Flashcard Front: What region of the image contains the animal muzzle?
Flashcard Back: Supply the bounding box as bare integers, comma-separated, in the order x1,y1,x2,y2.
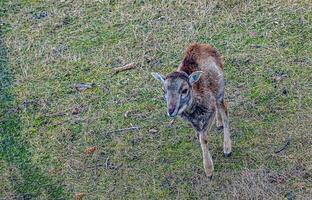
167,106,176,117
166,94,180,117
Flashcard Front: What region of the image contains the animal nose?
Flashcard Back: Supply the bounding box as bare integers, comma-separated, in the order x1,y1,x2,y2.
168,107,175,117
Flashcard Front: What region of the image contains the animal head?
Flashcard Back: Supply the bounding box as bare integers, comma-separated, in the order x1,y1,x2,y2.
152,71,203,117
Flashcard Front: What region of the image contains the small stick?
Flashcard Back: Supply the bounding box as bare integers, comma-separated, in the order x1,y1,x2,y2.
113,62,135,74
105,157,110,169
104,126,139,135
275,139,291,154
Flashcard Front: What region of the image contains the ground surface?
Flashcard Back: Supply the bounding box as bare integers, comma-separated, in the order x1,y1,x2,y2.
0,0,311,199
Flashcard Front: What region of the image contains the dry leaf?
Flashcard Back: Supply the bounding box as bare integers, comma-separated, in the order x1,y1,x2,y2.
84,147,97,155
75,192,85,200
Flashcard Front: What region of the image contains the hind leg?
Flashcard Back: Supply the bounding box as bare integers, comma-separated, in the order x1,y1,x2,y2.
217,100,232,157
216,109,223,130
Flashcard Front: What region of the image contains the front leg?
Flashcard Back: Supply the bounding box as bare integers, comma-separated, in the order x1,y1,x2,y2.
198,132,214,178
198,112,215,178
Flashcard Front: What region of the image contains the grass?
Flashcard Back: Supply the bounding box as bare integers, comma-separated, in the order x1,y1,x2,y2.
0,0,311,199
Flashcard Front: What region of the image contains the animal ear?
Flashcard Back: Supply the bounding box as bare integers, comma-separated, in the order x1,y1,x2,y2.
189,71,203,85
151,72,165,84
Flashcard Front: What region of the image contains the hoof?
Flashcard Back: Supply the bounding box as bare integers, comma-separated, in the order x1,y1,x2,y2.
224,152,232,158
217,126,223,131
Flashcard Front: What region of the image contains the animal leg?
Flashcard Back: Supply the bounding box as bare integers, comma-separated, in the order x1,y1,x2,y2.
199,133,214,178
218,100,232,157
216,109,223,130
198,114,215,178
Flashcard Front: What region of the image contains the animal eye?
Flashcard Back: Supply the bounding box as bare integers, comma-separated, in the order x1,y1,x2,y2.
182,89,188,94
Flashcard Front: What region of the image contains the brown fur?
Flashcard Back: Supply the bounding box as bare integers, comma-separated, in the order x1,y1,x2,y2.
152,43,231,177
165,71,189,84
178,43,225,106
178,43,231,177
180,43,223,71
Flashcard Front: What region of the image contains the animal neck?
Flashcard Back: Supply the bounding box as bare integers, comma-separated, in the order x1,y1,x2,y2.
184,91,197,114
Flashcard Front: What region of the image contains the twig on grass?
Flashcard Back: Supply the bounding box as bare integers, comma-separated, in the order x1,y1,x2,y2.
105,157,110,169
113,62,135,74
275,139,291,154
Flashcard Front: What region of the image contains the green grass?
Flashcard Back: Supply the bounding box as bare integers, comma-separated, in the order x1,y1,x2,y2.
0,0,311,199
